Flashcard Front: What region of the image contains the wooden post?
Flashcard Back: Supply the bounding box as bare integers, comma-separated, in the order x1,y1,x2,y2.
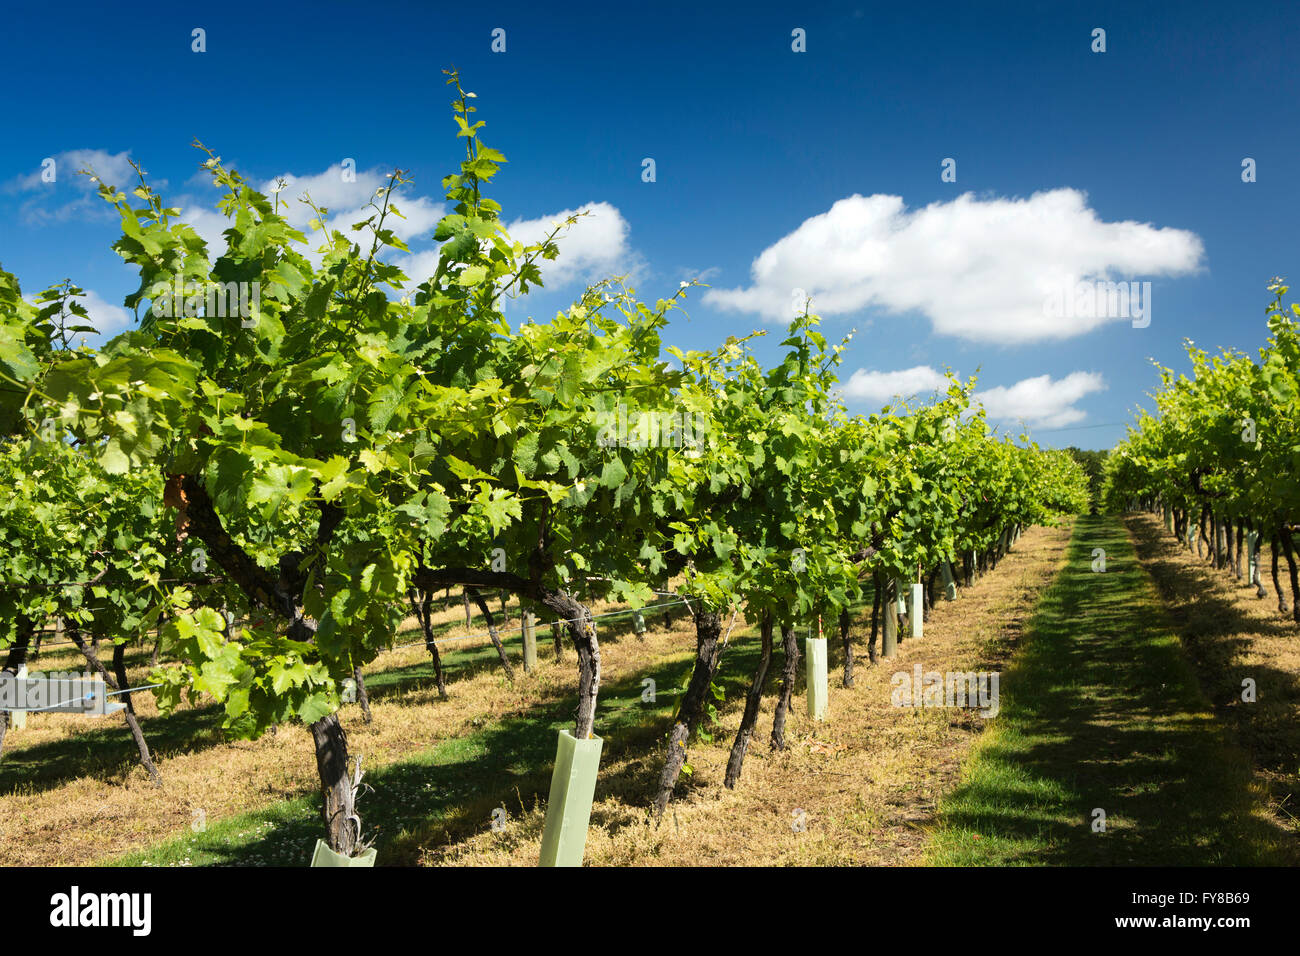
522,610,538,674
553,620,564,661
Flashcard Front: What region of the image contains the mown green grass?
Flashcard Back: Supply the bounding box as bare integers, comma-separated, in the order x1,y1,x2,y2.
925,514,1288,865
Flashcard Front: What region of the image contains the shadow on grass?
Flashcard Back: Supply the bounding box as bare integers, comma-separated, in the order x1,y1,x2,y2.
111,629,772,867
927,515,1296,866
1126,514,1300,831
2,600,689,797
0,704,228,796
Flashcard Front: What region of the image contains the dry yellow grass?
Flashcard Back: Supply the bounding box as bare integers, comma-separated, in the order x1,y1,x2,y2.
421,522,1074,866
0,595,686,865
0,527,1071,867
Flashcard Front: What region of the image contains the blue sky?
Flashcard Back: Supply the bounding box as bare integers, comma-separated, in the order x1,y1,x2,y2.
2,0,1296,449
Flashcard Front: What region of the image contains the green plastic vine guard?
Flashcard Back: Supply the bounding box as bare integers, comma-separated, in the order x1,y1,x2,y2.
10,664,25,730
805,635,827,721
882,601,898,658
310,841,377,867
911,583,924,640
538,729,603,867
940,561,957,601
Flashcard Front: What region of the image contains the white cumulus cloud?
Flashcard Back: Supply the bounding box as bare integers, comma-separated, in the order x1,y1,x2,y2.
839,365,1106,429
395,201,636,290
179,162,444,263
976,371,1106,429
26,288,134,341
260,166,444,242
167,162,636,300
80,288,134,338
838,365,950,404
504,202,633,286
704,188,1203,343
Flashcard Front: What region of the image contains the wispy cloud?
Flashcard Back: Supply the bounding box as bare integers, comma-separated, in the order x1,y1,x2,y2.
77,288,134,339
4,149,142,224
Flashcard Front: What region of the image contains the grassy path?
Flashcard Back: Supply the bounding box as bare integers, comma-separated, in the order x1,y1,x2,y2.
924,515,1293,865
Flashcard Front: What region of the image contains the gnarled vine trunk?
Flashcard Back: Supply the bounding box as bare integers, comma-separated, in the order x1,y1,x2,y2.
769,623,800,751
1279,526,1300,624
410,568,599,739
411,589,448,700
651,608,723,820
310,712,358,856
66,630,162,787
724,611,773,788
0,619,33,759
839,607,854,688
566,610,601,740
467,586,515,680
352,665,372,724
1272,535,1289,615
